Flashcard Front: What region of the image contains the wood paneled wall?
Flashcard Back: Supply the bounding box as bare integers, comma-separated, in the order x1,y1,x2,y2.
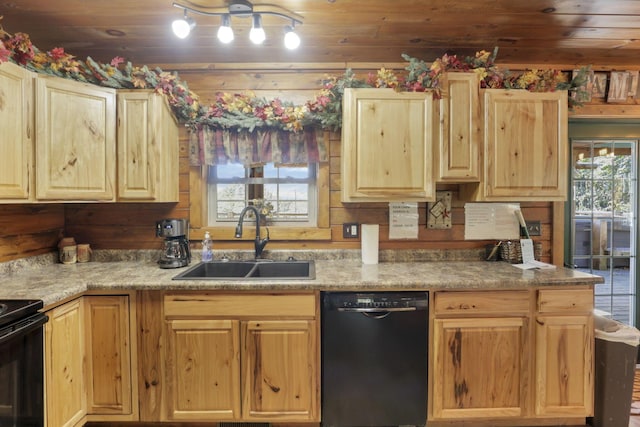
0,66,554,262
0,204,65,261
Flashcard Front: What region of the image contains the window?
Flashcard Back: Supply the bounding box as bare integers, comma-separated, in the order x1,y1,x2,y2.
207,163,317,227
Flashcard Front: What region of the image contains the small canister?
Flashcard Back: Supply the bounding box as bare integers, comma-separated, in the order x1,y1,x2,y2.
77,243,92,263
58,237,77,264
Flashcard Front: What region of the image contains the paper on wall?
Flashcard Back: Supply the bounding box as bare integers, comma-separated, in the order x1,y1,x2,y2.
464,203,520,240
389,202,419,239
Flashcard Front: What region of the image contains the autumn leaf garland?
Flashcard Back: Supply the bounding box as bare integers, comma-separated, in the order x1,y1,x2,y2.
0,23,590,132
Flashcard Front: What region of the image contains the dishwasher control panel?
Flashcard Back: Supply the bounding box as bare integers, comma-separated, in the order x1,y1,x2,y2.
323,291,428,310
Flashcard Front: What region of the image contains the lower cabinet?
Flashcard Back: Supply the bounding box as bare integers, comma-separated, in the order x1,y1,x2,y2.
44,293,137,427
45,298,86,427
432,316,529,419
242,320,317,420
431,288,594,425
535,289,594,417
432,290,530,420
164,318,241,420
84,295,138,421
162,292,320,423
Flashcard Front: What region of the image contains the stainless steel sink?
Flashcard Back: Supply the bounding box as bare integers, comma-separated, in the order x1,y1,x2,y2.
172,260,315,280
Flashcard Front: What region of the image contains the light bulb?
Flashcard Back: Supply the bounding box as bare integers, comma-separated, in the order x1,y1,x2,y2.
284,26,300,49
217,15,234,43
218,26,234,43
172,16,195,39
249,14,266,44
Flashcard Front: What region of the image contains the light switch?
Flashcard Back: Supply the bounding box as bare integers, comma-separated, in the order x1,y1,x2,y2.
343,223,359,238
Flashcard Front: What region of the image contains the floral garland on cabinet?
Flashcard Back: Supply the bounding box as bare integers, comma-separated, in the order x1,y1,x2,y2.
0,23,589,134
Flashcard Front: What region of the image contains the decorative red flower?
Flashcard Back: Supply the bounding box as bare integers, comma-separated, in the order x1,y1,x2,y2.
48,47,66,61
6,32,35,65
270,99,284,116
253,105,268,120
110,56,125,67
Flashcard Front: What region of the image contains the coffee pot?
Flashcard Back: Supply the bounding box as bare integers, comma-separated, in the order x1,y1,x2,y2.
156,219,191,269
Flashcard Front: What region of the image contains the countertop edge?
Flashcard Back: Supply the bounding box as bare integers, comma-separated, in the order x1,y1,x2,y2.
0,259,604,308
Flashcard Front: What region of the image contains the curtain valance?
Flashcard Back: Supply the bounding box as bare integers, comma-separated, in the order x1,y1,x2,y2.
189,126,328,167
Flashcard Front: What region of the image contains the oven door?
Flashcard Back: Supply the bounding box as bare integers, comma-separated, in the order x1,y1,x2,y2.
0,312,48,427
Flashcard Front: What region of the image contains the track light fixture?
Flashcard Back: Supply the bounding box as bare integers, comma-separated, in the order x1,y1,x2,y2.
171,0,302,49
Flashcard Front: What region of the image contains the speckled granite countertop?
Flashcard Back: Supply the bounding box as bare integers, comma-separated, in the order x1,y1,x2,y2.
0,249,604,308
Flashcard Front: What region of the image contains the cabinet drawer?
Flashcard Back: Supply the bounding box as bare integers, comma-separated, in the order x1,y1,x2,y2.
164,293,316,318
434,290,529,315
537,289,593,313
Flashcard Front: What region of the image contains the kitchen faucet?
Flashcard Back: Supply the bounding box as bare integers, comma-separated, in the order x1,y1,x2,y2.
234,205,270,259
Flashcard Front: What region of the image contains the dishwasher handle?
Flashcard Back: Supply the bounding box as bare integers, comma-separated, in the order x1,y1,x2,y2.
336,307,417,313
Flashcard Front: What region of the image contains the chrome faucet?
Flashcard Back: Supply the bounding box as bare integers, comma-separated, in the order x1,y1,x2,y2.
235,205,270,259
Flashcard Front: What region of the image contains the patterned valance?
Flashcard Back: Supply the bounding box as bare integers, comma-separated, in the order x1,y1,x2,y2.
189,126,328,167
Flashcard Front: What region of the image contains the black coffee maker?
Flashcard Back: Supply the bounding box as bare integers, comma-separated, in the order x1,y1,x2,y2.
156,218,191,268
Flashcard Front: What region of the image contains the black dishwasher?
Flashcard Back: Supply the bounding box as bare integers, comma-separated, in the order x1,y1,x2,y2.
321,291,428,427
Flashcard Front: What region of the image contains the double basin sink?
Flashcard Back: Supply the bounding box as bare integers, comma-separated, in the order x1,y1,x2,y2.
173,259,315,280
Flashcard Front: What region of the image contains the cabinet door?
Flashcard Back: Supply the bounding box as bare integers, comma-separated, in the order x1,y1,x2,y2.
432,317,529,419
84,295,136,419
242,320,318,421
341,88,435,202
35,76,116,200
164,319,241,421
117,90,179,202
0,62,33,202
436,72,481,182
482,89,567,201
45,299,86,427
535,314,594,417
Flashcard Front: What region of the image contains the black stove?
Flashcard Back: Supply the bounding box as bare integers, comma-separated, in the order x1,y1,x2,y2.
0,299,43,328
0,299,47,426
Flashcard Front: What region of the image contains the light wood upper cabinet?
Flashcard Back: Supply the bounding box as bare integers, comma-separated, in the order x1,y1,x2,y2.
162,293,319,423
464,89,568,201
341,88,435,202
45,298,86,427
535,289,594,417
436,72,481,182
0,62,34,202
35,76,116,201
84,295,138,421
116,90,179,202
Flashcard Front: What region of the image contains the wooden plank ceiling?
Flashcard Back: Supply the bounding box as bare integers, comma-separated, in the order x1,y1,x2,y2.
1,0,639,69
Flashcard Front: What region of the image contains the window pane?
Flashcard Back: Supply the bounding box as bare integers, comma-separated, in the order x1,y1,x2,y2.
217,183,244,197
280,165,309,179
572,142,593,179
573,180,593,213
217,201,244,219
215,163,246,180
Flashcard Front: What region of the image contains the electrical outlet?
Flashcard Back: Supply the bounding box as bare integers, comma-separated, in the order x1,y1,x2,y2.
343,223,359,238
526,221,542,236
